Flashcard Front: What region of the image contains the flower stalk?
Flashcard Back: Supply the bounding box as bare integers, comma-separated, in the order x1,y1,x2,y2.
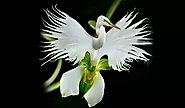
45,81,60,93
106,0,122,19
44,59,62,88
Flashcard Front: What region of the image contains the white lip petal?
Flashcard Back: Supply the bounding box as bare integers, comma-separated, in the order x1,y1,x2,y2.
60,66,85,97
84,73,105,107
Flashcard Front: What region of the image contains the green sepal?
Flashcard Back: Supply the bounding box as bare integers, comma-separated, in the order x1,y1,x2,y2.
78,51,91,68
97,58,112,71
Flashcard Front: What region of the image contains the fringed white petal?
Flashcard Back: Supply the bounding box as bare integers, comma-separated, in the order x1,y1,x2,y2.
41,4,93,66
60,66,85,97
84,73,105,107
99,9,152,71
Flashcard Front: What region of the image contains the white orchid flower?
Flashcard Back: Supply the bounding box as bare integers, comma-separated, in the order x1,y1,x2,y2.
41,4,152,107
60,52,109,107
60,66,105,107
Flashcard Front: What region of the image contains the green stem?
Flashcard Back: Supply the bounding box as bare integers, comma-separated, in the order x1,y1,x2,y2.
44,59,62,87
106,0,121,19
40,32,63,89
45,81,60,93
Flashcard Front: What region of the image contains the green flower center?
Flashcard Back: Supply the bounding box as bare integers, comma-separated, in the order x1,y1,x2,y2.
80,67,97,95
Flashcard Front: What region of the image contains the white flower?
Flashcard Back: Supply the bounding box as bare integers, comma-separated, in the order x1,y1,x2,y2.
60,66,104,107
41,4,152,107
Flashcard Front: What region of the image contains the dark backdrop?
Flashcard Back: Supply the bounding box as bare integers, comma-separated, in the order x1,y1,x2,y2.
6,0,184,107
38,0,161,108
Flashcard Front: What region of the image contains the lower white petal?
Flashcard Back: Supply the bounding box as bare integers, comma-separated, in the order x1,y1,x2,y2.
84,72,105,107
60,66,85,97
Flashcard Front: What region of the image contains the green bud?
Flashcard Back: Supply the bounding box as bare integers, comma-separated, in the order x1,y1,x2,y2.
88,20,96,30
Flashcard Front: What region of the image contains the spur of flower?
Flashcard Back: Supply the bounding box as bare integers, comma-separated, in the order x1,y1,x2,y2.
41,4,152,107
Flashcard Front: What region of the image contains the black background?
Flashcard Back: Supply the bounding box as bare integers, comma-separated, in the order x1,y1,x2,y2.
38,0,161,108
5,0,174,107
38,0,162,107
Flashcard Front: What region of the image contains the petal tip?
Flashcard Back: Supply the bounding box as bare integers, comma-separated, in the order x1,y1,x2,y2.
87,103,93,107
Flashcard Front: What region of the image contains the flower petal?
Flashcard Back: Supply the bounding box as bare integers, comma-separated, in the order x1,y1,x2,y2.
60,66,85,97
84,73,105,107
98,9,152,72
